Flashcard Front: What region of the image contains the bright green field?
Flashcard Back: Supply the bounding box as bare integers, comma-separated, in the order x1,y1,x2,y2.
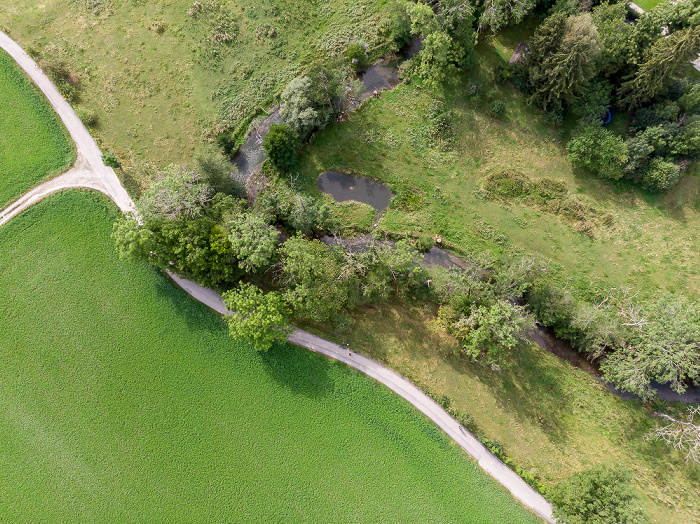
0,190,540,522
0,49,73,207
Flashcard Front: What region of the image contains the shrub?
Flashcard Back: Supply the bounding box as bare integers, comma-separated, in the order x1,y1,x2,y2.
643,158,681,191
415,234,434,252
76,107,99,128
102,152,120,168
389,2,412,49
195,145,244,196
493,62,512,84
262,124,299,173
347,43,368,73
280,76,332,139
489,100,506,117
483,171,530,198
551,464,648,524
566,125,628,180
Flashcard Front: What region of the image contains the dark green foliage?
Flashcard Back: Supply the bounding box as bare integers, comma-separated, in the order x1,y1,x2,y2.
551,464,648,524
489,99,506,116
389,1,413,49
619,26,700,109
572,79,612,122
102,152,121,168
262,124,299,173
527,13,601,110
216,129,239,158
493,62,513,84
591,1,633,76
347,43,368,73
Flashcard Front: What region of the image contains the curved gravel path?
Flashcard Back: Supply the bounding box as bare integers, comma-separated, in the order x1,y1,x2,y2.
1,30,553,522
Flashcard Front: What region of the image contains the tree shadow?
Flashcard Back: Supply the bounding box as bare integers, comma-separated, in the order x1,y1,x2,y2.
442,342,574,446
258,340,334,399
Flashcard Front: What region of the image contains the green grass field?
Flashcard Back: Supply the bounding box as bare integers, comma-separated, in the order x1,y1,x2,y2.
0,49,73,207
0,190,540,522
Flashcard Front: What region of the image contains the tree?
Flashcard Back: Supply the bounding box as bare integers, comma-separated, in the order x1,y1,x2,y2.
452,300,534,369
526,13,602,110
227,211,279,272
414,30,461,88
262,124,299,173
591,1,633,76
551,464,648,524
478,0,535,35
646,407,700,464
599,291,700,399
138,165,213,220
347,43,368,73
567,125,628,180
619,26,700,109
195,145,243,196
642,158,681,191
222,282,292,351
278,237,350,322
388,1,413,49
280,76,329,138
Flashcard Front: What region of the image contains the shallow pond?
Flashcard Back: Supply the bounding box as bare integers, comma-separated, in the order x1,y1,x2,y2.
317,171,394,213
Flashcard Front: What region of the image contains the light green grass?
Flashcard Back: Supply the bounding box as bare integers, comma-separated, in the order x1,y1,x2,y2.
0,49,74,207
632,0,663,12
0,190,540,523
0,1,390,190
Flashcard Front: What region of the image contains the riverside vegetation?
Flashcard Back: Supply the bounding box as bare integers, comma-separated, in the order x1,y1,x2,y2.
4,0,700,522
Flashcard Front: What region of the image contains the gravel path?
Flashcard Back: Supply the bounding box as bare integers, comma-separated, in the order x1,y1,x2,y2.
1,30,553,522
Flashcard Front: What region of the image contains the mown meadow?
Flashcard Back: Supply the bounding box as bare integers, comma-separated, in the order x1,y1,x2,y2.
0,190,541,522
0,49,73,207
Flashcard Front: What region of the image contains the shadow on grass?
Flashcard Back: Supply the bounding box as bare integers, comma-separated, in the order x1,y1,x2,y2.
258,340,334,399
443,342,573,446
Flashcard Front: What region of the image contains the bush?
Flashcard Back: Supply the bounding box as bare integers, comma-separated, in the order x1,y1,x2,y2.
566,125,628,180
643,158,681,191
489,100,506,117
76,107,99,128
389,2,412,49
262,124,299,173
415,234,434,252
280,75,333,139
102,152,120,168
216,130,239,158
493,62,513,84
551,464,648,524
195,145,244,196
347,43,368,73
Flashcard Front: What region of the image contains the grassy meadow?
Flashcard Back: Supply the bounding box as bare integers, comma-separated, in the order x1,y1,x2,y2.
0,0,391,192
302,299,700,523
297,24,700,300
0,49,73,207
0,190,541,523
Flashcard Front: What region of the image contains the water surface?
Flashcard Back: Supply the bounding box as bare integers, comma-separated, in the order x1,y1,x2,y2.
317,171,394,213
